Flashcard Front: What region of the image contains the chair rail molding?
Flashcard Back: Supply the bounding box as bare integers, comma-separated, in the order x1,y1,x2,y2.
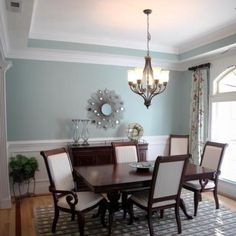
7,136,169,194
0,60,12,209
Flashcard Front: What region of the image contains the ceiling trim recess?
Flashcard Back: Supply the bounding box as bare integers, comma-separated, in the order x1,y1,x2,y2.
29,31,179,55
1,0,236,71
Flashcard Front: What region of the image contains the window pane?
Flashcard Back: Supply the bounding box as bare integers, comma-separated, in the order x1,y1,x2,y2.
212,101,236,182
218,68,236,93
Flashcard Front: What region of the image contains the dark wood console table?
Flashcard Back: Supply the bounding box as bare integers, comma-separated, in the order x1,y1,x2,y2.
68,141,148,190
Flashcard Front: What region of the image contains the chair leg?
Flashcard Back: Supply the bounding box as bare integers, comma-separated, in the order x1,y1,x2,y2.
122,192,128,219
77,212,85,236
213,188,219,209
108,211,114,235
127,200,134,225
52,207,59,233
160,209,164,218
100,199,108,227
194,191,200,216
147,212,154,236
175,205,182,234
71,212,76,221
92,205,101,218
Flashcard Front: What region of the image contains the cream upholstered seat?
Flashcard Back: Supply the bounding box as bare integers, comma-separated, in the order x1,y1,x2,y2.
40,148,103,236
183,141,227,216
128,155,189,236
169,134,189,156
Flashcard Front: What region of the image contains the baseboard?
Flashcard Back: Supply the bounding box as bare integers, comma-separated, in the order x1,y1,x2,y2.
218,179,236,200
0,197,12,209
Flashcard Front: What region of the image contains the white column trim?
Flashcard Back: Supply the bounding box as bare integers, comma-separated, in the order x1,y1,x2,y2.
0,60,12,208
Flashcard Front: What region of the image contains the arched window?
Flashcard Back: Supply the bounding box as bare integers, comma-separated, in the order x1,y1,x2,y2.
213,65,236,94
211,65,236,183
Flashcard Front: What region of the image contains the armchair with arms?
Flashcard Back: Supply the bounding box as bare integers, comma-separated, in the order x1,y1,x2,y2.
40,148,104,235
183,141,227,216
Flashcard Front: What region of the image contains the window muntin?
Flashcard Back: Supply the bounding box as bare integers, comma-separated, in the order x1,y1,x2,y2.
214,66,236,94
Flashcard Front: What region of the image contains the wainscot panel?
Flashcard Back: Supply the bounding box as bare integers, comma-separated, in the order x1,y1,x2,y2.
7,136,169,194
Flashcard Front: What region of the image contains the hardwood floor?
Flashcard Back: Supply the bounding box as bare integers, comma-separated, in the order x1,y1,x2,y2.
0,193,236,236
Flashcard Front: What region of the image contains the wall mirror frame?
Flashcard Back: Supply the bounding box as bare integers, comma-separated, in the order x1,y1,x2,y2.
87,89,124,129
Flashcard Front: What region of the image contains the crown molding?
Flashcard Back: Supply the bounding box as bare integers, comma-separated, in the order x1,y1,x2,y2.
29,32,179,55
6,33,236,72
178,23,236,53
7,48,183,70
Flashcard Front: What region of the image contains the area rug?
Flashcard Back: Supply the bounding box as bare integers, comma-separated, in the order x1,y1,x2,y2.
34,192,236,235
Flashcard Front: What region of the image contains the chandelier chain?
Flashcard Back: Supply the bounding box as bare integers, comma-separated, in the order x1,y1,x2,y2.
147,13,151,56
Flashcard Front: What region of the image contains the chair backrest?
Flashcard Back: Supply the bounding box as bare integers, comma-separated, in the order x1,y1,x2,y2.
149,155,189,206
111,141,139,163
40,148,75,191
200,141,227,172
169,134,189,156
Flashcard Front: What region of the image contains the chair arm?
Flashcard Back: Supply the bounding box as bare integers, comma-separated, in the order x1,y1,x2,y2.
49,186,78,207
199,179,209,189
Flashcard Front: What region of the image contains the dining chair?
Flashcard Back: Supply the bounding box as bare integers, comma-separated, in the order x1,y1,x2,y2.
111,141,150,219
183,141,227,216
127,155,189,236
40,148,104,235
169,134,190,156
112,141,139,163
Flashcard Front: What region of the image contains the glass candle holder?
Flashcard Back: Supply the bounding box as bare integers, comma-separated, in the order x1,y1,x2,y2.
81,119,90,145
72,119,81,144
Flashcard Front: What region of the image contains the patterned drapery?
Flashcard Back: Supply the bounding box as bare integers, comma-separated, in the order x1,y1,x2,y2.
189,69,209,164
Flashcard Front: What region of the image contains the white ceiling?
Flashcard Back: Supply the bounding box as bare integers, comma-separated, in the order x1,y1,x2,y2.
1,0,236,68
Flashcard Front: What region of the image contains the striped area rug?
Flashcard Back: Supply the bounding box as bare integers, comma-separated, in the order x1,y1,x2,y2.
34,191,236,235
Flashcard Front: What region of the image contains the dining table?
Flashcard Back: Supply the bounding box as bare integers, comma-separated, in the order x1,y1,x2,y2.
74,161,216,233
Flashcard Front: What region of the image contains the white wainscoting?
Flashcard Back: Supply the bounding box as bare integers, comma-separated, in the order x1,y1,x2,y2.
218,179,236,200
7,136,169,194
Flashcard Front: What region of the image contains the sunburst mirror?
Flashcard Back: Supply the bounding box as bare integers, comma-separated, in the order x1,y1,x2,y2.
87,89,124,129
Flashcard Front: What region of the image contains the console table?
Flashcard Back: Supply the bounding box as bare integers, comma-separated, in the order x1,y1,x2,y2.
68,141,148,166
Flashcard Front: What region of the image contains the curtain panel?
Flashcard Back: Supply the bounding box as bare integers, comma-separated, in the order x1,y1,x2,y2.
189,69,209,164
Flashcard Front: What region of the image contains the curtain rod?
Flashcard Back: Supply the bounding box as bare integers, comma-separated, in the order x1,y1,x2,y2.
188,63,211,71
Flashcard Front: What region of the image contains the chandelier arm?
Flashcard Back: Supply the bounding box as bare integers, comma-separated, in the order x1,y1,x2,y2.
149,83,159,94
150,86,167,100
129,85,147,98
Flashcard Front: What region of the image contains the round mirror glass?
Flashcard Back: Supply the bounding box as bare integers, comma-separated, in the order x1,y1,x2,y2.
101,103,112,116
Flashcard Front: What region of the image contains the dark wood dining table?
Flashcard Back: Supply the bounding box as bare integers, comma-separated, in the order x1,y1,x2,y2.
74,162,216,232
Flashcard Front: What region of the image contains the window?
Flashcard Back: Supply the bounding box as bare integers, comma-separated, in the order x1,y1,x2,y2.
211,66,236,183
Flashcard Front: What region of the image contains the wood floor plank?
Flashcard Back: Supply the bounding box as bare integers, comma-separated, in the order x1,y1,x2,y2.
0,193,235,236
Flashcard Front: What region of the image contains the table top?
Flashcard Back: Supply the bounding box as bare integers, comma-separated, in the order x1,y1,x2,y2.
74,162,216,193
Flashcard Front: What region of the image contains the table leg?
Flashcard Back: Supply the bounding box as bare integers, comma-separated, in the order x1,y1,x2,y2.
107,191,121,235
180,198,193,220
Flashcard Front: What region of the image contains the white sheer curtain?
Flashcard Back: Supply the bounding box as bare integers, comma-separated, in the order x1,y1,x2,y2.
189,69,209,164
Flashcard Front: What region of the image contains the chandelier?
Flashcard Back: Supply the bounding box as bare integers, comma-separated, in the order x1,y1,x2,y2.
128,9,169,109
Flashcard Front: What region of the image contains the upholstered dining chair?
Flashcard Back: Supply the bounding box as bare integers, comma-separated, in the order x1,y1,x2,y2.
112,141,139,163
128,155,189,236
111,141,150,219
169,134,190,156
40,148,104,235
183,141,227,216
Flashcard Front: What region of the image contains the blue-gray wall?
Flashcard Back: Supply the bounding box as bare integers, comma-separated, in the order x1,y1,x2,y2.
6,59,191,141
